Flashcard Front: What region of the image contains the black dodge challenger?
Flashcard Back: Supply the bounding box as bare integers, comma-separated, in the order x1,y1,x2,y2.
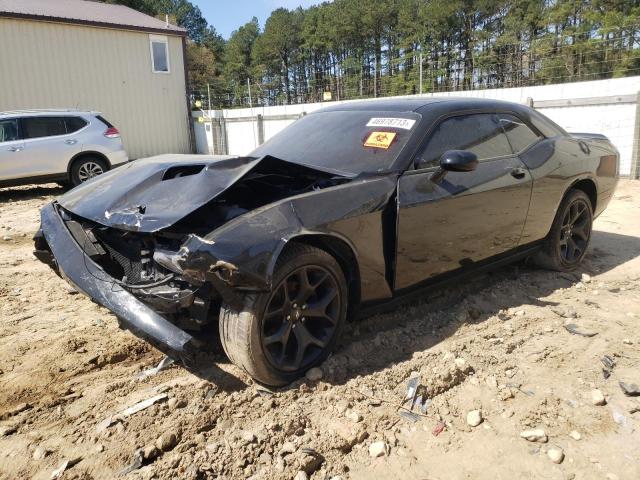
34,98,619,385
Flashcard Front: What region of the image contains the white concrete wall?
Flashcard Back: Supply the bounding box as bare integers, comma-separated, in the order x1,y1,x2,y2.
194,77,640,175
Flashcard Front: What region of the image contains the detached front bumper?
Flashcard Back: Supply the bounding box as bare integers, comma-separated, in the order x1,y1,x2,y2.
37,202,197,362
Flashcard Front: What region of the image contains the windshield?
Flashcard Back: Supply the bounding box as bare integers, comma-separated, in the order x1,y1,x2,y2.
249,110,421,175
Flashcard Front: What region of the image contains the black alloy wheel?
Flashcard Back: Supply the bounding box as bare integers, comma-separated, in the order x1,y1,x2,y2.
558,197,592,264
219,243,348,386
531,188,594,272
261,265,341,372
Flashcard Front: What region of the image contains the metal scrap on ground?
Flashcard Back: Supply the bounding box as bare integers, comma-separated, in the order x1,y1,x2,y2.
398,377,431,421
136,356,175,380
119,393,168,417
563,323,598,337
96,393,169,433
619,381,640,396
118,450,143,476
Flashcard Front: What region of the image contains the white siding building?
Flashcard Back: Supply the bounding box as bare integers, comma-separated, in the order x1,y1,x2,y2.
0,0,193,159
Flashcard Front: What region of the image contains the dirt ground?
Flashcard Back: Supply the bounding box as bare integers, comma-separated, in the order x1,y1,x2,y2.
0,181,639,480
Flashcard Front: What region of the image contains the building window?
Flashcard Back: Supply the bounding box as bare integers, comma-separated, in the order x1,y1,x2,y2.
149,35,170,73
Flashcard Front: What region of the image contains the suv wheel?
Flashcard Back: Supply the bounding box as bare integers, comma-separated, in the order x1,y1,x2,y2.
71,157,108,186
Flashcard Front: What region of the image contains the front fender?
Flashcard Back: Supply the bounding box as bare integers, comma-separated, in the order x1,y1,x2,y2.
172,175,397,302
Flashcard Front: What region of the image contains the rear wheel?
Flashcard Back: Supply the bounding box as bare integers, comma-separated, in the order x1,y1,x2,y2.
219,244,348,386
70,156,108,186
532,189,593,272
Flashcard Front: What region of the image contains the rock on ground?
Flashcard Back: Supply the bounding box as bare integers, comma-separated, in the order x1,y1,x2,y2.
369,441,389,458
520,429,548,443
466,410,483,427
155,433,177,452
591,389,607,406
305,367,323,381
547,447,564,464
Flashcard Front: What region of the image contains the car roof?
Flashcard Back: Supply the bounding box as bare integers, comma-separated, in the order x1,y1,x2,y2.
0,109,99,118
315,96,528,114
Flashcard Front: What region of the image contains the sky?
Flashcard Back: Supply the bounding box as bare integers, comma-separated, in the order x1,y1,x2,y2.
192,0,328,39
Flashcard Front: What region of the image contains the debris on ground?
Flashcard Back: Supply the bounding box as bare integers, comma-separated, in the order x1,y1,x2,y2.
51,457,82,479
432,422,446,437
1,181,639,479
564,323,598,337
118,450,143,476
619,381,640,397
119,393,168,417
136,355,175,380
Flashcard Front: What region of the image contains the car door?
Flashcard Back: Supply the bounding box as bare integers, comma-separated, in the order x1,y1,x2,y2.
0,118,26,181
394,112,534,291
20,116,82,176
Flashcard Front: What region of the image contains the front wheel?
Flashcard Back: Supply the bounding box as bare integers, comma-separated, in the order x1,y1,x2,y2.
532,189,593,272
219,244,348,386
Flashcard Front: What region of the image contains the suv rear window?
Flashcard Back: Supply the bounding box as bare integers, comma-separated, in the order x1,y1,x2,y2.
65,116,88,133
95,115,114,128
22,117,67,139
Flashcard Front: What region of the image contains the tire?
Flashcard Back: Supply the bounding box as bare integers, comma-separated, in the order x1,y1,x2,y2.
70,156,108,186
219,243,348,386
532,189,593,272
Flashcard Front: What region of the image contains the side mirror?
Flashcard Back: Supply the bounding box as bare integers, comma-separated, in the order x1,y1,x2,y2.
440,150,479,172
431,150,478,183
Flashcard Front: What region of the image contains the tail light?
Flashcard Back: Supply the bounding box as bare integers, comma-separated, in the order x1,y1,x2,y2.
104,127,120,139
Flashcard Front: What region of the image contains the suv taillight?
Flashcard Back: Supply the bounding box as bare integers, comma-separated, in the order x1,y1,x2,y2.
104,127,120,138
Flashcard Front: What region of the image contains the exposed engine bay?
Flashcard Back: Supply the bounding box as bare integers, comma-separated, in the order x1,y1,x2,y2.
167,156,350,235
48,156,350,333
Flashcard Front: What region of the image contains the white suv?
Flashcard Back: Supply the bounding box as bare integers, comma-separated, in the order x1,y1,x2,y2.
0,110,128,187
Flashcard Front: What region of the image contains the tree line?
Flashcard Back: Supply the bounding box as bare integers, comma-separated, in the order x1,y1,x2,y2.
101,0,640,108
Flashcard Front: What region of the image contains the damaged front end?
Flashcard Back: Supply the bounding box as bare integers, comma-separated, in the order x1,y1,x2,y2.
36,202,200,362
35,154,353,361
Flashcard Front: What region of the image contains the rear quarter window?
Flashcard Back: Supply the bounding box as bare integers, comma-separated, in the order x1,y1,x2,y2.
95,115,114,128
65,117,88,133
498,114,542,153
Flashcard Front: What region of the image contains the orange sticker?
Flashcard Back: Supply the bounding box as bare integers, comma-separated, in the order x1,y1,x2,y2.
364,131,396,149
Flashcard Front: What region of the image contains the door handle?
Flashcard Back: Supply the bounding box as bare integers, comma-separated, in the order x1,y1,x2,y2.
8,146,23,152
65,139,78,145
511,167,527,179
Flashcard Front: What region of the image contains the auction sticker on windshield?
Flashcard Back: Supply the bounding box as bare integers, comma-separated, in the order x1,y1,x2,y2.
364,131,397,149
366,117,416,130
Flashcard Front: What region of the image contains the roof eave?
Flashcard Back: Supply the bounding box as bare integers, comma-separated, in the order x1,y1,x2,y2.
0,11,187,36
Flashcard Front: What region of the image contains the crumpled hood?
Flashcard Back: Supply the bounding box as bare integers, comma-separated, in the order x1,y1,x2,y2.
58,154,261,232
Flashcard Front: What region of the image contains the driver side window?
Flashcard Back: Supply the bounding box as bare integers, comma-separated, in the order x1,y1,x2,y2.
415,113,512,169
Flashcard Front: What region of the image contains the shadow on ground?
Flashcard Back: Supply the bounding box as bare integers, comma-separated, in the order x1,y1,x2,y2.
0,184,66,202
174,230,640,391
